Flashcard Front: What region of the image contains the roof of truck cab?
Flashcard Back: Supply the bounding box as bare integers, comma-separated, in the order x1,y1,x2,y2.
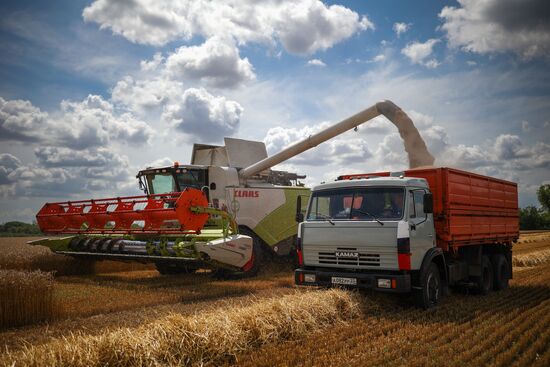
312,176,429,191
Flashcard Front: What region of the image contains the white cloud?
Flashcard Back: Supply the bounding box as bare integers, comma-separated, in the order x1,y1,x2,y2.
56,95,154,148
34,146,123,168
111,76,183,114
165,37,255,88
393,22,411,37
145,157,174,168
439,0,550,59
264,122,372,166
401,39,440,67
0,154,22,185
424,59,440,69
0,147,133,198
140,52,164,72
162,88,243,143
307,59,327,67
1,95,154,149
0,97,49,142
371,54,385,62
274,1,374,55
83,0,374,55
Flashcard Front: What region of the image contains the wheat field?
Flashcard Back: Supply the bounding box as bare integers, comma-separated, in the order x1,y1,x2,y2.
0,232,549,366
0,269,55,328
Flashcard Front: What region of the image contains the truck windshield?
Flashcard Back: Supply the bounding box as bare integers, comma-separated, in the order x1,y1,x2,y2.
307,187,405,221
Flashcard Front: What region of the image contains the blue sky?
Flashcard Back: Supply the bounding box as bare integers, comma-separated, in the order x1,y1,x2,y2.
0,0,549,222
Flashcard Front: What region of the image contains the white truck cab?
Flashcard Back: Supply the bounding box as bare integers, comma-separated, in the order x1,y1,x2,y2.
295,176,439,304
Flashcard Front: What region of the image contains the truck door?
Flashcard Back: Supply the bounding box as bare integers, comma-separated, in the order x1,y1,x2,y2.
408,189,435,269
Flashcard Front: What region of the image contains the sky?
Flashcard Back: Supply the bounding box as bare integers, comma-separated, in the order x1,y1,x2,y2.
0,0,549,223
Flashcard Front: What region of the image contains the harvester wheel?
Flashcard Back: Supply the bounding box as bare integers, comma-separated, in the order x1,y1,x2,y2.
212,228,263,279
238,227,263,277
155,262,198,275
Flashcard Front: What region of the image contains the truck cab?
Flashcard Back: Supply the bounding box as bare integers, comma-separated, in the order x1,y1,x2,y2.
295,176,440,307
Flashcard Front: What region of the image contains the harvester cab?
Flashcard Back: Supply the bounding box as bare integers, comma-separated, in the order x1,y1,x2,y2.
136,165,210,197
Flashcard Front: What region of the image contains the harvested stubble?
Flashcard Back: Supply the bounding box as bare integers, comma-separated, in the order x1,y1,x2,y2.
513,248,550,267
0,237,153,275
0,269,55,329
2,289,360,366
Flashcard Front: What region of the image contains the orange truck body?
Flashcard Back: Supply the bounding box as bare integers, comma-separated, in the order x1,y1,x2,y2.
339,167,519,251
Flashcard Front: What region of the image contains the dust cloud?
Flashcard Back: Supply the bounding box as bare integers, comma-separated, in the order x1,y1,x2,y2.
376,100,435,168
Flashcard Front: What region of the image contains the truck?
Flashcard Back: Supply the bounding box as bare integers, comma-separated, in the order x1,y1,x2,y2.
31,100,436,277
295,167,519,308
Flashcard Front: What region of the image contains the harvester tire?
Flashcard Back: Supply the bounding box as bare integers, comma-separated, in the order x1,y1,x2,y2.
155,262,198,275
212,228,263,279
238,227,263,277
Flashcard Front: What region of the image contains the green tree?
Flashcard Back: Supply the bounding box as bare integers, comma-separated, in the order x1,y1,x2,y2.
537,184,550,212
519,206,546,230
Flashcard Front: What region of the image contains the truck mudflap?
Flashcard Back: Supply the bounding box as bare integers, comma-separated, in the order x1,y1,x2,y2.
295,268,411,293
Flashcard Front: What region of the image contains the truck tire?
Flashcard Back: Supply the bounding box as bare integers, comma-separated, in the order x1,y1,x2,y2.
414,263,442,309
474,255,493,295
490,254,510,290
155,262,198,275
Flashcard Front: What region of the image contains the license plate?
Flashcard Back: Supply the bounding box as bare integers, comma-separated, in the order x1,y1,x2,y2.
331,277,357,285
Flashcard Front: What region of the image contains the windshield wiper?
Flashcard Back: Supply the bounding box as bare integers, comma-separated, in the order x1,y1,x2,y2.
314,213,335,225
351,209,384,226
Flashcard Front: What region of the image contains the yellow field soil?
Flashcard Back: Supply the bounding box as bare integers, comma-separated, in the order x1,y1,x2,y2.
0,232,548,366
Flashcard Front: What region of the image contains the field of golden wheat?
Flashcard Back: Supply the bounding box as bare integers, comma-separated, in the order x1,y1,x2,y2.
0,232,549,366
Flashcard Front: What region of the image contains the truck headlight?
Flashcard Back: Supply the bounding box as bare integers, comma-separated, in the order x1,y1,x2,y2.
304,274,316,283
377,278,391,289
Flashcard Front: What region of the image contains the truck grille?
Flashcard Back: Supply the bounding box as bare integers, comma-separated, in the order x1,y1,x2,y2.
318,248,380,267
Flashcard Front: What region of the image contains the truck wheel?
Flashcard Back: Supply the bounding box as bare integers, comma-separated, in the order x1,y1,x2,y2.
155,262,198,275
490,254,510,290
474,255,493,295
414,263,442,309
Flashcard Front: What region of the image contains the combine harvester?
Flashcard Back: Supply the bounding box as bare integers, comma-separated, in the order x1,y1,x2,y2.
31,100,433,276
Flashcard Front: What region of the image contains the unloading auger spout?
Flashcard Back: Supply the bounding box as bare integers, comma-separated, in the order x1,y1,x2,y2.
238,100,434,180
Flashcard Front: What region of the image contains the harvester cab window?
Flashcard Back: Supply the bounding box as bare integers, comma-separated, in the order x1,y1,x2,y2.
149,174,176,194
175,170,207,191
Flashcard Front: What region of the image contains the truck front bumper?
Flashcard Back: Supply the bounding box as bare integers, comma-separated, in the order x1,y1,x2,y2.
295,268,411,293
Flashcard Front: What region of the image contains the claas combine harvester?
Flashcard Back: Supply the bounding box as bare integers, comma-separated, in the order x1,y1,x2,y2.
31,100,434,277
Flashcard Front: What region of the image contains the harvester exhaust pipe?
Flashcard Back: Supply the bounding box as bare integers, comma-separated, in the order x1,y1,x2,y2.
239,100,434,180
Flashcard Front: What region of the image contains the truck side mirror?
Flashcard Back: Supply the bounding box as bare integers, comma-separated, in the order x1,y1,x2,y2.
423,193,433,214
295,195,304,222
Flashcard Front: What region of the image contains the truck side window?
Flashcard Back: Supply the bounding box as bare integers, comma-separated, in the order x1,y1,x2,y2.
409,192,416,219
413,190,426,219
